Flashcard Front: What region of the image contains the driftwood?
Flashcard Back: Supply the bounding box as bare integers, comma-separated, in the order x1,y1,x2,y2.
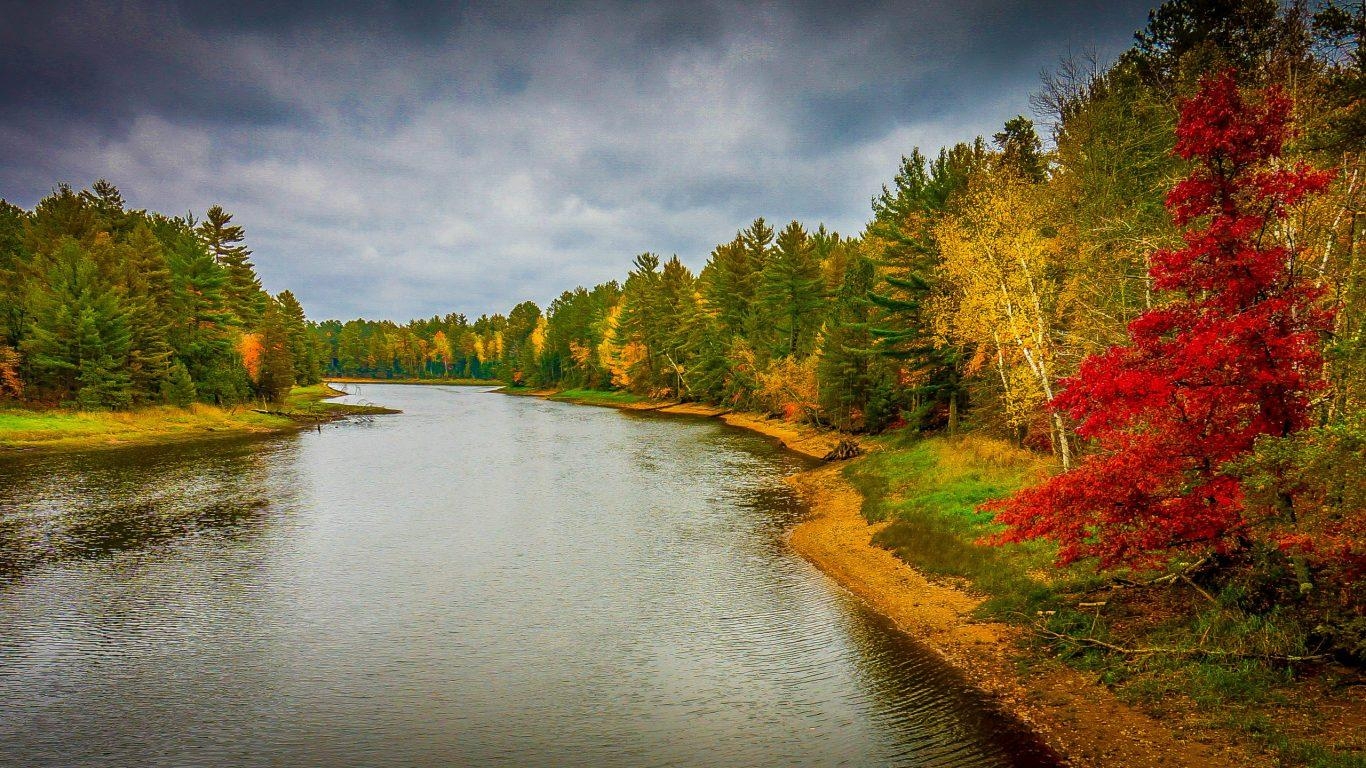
823,439,862,461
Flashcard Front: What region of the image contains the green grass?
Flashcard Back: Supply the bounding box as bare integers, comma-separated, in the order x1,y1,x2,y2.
845,433,1092,617
548,388,650,406
0,403,288,451
0,384,395,452
324,376,498,386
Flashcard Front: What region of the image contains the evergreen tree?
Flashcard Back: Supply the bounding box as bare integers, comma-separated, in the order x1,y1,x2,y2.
738,218,775,349
276,290,320,384
161,359,196,407
993,116,1046,181
759,220,824,358
120,223,176,403
197,205,265,326
21,239,132,407
703,235,755,340
162,215,246,404
81,179,129,236
1127,0,1282,85
0,199,30,346
866,144,984,431
819,254,889,431
256,298,295,403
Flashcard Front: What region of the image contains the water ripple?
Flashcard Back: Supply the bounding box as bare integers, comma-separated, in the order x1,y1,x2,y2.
0,385,1058,767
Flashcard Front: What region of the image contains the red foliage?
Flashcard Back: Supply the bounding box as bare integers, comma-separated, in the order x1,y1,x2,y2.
986,72,1336,568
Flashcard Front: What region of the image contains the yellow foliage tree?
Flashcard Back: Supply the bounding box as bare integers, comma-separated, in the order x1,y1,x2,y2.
529,315,547,359
934,171,1075,467
755,355,820,422
431,330,451,375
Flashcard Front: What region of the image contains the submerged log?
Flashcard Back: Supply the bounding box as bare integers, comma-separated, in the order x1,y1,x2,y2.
823,439,862,461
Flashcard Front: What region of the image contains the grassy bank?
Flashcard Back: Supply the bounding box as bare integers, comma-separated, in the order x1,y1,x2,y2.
325,376,499,386
844,433,1365,768
546,387,650,406
0,384,396,453
280,384,400,418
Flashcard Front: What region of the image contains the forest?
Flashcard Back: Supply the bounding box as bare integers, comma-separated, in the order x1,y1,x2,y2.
318,0,1365,672
0,186,324,409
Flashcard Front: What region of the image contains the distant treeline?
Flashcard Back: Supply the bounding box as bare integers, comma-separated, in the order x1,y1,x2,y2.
0,184,323,408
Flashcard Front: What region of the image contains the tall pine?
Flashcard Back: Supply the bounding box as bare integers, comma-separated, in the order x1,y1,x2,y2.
759,220,824,358
198,205,265,326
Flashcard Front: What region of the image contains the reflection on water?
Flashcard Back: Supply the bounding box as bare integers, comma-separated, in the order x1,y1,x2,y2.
0,384,1058,767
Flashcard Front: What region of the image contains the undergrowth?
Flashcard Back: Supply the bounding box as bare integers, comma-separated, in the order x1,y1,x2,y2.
844,430,1365,768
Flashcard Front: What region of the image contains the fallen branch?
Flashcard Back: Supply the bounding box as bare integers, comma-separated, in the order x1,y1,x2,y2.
1085,554,1215,594
1032,625,1332,664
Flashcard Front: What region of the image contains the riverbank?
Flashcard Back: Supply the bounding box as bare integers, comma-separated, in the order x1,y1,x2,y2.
504,387,1363,768
787,455,1270,768
325,376,499,386
0,384,398,453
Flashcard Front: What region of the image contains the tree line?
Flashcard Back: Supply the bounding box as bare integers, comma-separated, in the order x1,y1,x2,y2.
321,0,1363,603
0,185,323,408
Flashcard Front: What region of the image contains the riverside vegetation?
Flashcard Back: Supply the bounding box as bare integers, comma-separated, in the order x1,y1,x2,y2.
324,3,1365,765
0,176,397,449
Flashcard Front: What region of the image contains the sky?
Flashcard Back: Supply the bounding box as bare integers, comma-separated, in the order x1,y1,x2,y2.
1,0,1157,322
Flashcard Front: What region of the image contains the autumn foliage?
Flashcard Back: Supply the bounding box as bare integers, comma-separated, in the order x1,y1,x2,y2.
238,332,264,383
987,72,1337,568
0,343,21,399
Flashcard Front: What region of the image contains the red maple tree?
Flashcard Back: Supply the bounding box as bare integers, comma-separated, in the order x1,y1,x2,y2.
987,71,1336,568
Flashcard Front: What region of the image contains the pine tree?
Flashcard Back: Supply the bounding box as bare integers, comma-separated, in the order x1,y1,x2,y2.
0,199,29,347
867,144,985,432
618,253,662,390
22,239,132,407
162,215,246,405
276,290,319,384
121,223,176,403
738,218,775,350
1129,0,1281,85
161,359,196,407
993,116,1046,181
198,205,265,326
759,221,824,358
819,254,888,431
702,235,753,339
256,298,295,403
81,179,129,236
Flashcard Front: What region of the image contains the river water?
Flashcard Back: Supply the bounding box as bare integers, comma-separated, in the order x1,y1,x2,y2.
0,384,1058,767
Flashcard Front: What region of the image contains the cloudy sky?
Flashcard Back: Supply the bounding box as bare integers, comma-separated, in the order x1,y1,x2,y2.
1,0,1155,321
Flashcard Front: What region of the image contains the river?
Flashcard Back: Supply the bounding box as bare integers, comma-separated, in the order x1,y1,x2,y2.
0,384,1058,767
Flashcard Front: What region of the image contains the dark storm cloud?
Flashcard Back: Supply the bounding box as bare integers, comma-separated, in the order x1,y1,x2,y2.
0,0,1155,321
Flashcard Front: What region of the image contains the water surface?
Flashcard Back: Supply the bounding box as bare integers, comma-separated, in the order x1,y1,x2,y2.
0,384,1057,767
